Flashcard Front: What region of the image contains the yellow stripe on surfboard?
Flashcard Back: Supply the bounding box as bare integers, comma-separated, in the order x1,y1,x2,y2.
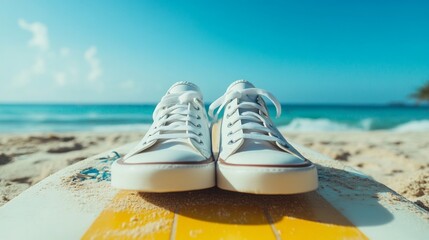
176,205,276,239
268,193,368,240
81,191,175,240
83,190,367,240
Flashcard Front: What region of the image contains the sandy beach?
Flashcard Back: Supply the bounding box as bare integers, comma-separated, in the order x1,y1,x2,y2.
287,131,429,212
0,132,144,206
1,131,428,212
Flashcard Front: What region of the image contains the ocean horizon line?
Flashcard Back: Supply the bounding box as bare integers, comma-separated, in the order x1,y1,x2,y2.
1,103,429,133
1,102,427,108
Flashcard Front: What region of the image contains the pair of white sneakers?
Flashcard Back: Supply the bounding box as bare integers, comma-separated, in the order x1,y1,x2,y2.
111,80,318,194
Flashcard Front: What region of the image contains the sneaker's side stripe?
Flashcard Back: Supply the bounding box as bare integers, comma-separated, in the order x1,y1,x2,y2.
82,191,367,239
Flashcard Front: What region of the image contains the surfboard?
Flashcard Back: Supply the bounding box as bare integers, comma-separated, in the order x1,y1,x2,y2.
0,140,428,239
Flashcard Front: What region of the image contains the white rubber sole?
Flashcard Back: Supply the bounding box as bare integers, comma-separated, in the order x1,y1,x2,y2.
111,159,215,192
217,162,318,194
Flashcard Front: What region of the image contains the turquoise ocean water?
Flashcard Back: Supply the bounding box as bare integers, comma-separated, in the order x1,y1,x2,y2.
1,104,429,133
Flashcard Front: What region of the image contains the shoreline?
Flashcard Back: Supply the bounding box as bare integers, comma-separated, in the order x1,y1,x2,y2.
1,131,428,211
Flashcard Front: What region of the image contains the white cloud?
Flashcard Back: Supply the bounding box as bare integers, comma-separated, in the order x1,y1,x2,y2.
32,57,45,74
14,57,46,86
14,19,49,87
60,47,70,57
84,46,102,81
13,19,105,98
53,72,66,86
18,19,49,51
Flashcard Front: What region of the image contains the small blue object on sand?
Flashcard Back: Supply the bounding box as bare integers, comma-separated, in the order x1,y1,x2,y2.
73,151,121,182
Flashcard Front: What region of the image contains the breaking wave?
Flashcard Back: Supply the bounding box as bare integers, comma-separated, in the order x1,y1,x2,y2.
279,118,429,132
279,118,363,132
392,120,429,132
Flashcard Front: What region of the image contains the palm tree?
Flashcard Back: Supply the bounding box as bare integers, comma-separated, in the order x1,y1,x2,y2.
411,81,429,104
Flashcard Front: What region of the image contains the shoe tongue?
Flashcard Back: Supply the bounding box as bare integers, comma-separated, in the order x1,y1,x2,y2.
227,80,256,101
168,81,201,94
227,79,255,91
228,80,266,140
160,82,201,145
227,81,274,150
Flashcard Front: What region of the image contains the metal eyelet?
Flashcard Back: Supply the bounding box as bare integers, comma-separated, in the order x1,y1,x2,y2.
198,139,203,144
229,108,238,117
227,132,233,136
227,123,232,128
228,140,235,145
198,132,202,136
197,124,201,128
226,113,231,118
194,106,200,110
196,115,201,119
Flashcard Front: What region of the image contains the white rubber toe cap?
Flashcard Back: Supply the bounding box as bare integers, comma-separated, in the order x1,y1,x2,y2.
125,141,206,164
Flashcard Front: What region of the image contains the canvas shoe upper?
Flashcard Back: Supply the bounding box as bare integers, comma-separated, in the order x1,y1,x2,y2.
111,81,214,192
209,80,318,194
124,81,212,163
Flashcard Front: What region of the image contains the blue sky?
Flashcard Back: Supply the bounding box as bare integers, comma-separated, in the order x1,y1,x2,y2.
0,0,428,104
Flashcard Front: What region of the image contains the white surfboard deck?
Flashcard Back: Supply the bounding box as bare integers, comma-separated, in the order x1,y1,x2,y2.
0,141,428,240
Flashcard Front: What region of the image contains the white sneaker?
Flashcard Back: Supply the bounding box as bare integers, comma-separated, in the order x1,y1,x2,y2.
209,80,318,194
111,81,215,192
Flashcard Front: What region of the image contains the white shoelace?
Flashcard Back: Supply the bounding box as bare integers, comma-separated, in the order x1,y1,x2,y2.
146,91,204,144
208,88,285,145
